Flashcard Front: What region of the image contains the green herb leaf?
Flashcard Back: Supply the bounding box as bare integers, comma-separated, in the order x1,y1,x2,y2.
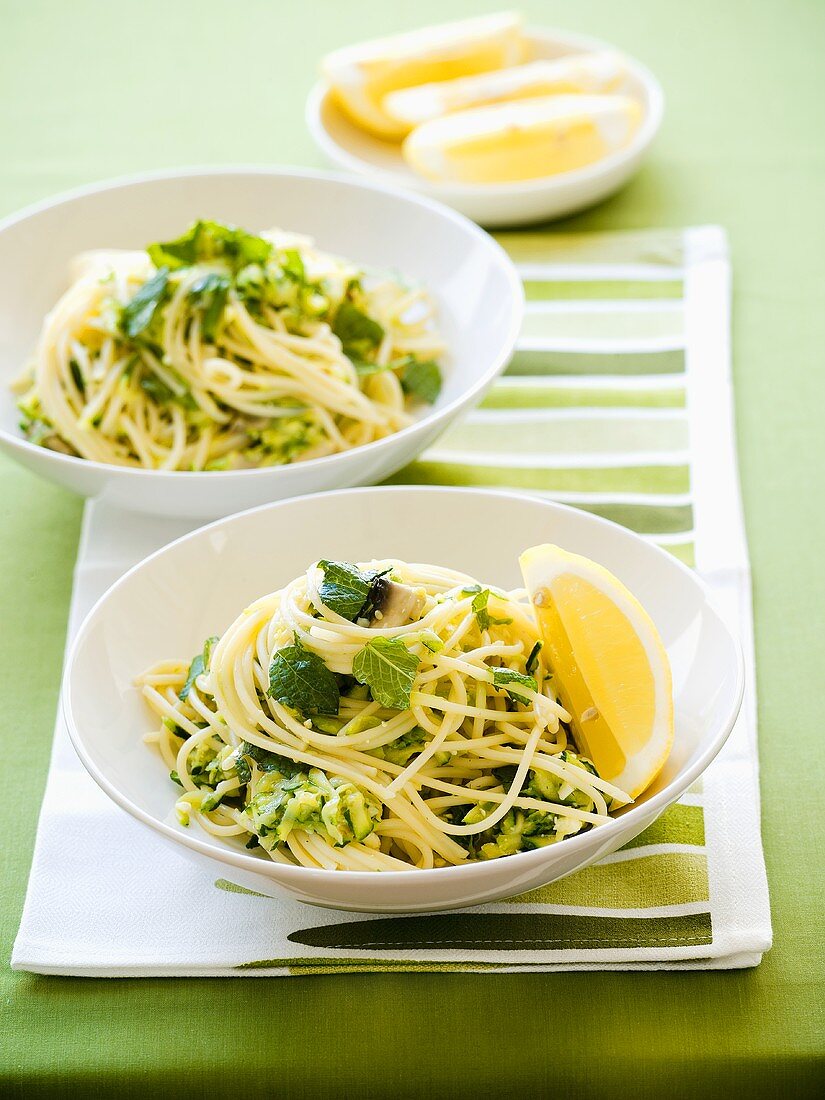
352,637,420,710
147,220,272,273
492,667,537,705
120,267,170,339
281,248,305,283
237,741,303,781
316,560,390,622
69,359,85,396
332,301,385,360
189,271,231,341
139,372,176,404
525,640,543,675
268,641,340,716
179,635,219,701
400,358,442,404
471,588,513,632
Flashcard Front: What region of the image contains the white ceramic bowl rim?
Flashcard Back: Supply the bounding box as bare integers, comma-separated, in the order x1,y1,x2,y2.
0,165,524,482
307,26,665,196
62,485,745,889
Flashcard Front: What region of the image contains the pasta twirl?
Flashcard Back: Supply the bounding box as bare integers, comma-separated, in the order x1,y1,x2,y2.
12,220,444,471
138,558,630,872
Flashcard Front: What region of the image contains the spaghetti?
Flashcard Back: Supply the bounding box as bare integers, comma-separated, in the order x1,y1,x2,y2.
12,220,444,470
139,558,630,871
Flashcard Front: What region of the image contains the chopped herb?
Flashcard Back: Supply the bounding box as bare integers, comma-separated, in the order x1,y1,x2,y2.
169,770,183,787
139,372,176,404
492,667,537,705
281,248,305,283
267,640,340,716
471,588,513,632
69,359,85,396
234,754,252,785
352,636,420,710
189,271,231,341
400,358,442,404
245,834,260,849
332,301,384,361
237,741,304,779
179,635,219,701
526,640,543,675
120,267,170,339
316,560,391,622
147,220,272,273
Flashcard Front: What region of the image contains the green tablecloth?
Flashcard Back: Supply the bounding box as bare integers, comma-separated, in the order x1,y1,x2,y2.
1,0,822,1093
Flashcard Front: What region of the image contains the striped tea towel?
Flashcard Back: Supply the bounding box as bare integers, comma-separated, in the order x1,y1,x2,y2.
12,226,772,975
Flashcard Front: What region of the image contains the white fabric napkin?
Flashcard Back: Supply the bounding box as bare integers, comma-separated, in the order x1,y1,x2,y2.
12,226,771,975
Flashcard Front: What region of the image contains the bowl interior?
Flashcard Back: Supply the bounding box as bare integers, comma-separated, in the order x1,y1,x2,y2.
0,169,519,447
66,488,742,886
311,27,660,194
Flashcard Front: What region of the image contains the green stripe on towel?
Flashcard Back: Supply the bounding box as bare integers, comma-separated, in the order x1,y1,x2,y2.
510,851,709,908
524,279,684,301
621,803,705,850
520,305,685,343
481,383,686,410
442,414,689,458
386,461,691,495
495,228,685,266
571,501,694,534
661,541,696,566
508,348,685,376
286,911,713,952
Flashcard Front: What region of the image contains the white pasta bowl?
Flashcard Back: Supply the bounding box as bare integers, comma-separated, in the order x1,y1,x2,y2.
307,27,664,228
0,168,522,518
63,487,744,913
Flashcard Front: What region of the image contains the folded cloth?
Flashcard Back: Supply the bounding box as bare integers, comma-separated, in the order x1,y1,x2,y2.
12,226,771,975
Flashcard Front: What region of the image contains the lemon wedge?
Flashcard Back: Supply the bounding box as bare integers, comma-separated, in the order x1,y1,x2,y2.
384,51,628,130
519,544,673,800
321,12,525,140
403,93,641,183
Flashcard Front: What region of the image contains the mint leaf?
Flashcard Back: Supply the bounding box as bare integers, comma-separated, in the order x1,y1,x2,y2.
120,267,169,339
332,301,384,360
317,560,373,620
236,742,303,783
189,272,230,341
401,358,442,404
268,641,339,716
179,635,219,701
147,220,272,273
352,637,420,710
492,667,537,705
471,588,513,632
317,560,390,622
525,640,543,675
281,248,305,283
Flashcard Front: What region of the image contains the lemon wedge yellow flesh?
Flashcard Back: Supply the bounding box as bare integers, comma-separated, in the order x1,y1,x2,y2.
384,51,628,130
403,94,641,184
519,544,674,800
322,11,525,140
